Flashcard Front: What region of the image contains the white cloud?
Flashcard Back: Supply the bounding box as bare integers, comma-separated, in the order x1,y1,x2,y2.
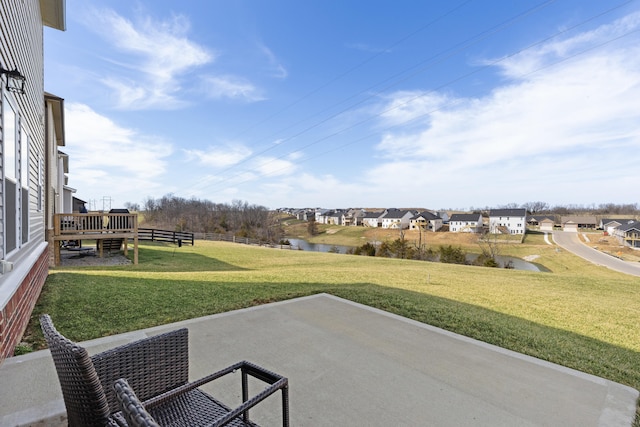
495,10,640,79
369,14,640,207
184,144,252,168
252,156,297,177
259,44,288,79
200,75,265,102
86,8,212,109
377,91,450,127
64,103,173,204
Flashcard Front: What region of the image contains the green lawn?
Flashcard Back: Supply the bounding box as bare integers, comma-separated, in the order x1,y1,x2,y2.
24,239,640,421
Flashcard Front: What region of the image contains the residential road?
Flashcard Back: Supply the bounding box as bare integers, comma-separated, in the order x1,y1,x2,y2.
552,231,640,277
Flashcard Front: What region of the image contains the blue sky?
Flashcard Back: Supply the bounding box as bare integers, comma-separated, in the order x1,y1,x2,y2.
44,1,640,211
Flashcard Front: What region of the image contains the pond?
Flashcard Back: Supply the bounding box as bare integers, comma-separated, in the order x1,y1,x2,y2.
465,254,541,272
287,238,352,254
287,238,541,272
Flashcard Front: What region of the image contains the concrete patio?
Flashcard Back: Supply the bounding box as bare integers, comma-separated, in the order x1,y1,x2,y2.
0,293,638,426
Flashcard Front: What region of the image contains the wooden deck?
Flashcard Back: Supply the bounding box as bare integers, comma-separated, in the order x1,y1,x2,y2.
53,213,139,265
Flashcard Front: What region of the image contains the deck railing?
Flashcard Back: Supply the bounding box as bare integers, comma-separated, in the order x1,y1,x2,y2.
54,213,138,235
52,213,139,265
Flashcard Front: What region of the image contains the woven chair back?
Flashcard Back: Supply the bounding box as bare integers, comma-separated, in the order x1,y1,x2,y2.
40,314,113,427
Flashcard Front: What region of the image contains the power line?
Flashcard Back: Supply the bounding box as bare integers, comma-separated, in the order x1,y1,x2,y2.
267,22,640,174
186,0,558,195
196,0,637,195
227,0,474,143
181,1,476,193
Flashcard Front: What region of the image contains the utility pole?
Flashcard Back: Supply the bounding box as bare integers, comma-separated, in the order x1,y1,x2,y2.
102,196,112,212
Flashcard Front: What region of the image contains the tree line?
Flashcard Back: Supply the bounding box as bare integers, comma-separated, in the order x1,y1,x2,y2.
467,201,640,216
134,195,283,242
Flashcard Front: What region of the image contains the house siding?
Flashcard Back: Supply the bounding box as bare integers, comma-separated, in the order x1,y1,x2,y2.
0,0,63,365
489,209,527,234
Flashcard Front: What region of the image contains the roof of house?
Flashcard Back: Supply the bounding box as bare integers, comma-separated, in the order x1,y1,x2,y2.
601,218,636,227
489,209,527,217
600,218,623,227
382,209,414,219
617,221,640,232
561,216,597,224
529,215,555,222
363,211,384,219
412,211,441,221
449,213,482,222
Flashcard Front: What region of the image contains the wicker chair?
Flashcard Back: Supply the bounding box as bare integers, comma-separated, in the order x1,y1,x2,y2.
41,315,289,427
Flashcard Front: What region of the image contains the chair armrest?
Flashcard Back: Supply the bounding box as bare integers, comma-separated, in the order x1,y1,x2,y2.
92,328,189,414
143,360,289,427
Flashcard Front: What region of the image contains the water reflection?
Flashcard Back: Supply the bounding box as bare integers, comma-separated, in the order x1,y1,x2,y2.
287,238,351,254
287,238,541,271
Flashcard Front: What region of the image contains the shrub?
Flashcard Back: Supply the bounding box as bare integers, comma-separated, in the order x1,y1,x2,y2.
439,245,467,264
353,242,377,256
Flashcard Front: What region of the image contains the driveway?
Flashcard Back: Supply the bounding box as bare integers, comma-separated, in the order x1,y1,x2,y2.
552,231,640,277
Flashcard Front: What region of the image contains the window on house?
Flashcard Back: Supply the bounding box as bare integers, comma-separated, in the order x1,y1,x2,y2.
21,126,30,244
3,96,18,254
37,155,43,212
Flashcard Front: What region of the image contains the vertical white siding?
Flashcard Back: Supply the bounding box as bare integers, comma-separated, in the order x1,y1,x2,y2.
1,0,46,258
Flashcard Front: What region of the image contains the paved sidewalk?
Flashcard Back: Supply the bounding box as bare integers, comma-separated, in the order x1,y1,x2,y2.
1,294,638,426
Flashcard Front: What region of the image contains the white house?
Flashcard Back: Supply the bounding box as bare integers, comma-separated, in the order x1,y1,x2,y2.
380,209,415,229
449,214,483,233
314,209,331,223
489,209,527,234
410,211,443,232
362,211,384,227
0,0,66,363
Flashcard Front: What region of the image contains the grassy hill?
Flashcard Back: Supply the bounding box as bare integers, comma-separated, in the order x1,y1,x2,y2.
23,239,640,420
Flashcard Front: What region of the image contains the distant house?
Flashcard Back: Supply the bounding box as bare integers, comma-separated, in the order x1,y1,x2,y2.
612,221,640,248
539,218,555,232
327,210,344,225
342,208,365,226
362,211,385,227
410,211,443,232
449,214,483,233
380,209,415,229
561,216,597,232
315,209,331,223
527,215,554,227
489,209,527,234
435,211,449,223
600,218,636,235
527,215,556,231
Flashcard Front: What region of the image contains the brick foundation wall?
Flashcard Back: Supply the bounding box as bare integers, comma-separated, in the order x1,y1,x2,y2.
0,247,49,362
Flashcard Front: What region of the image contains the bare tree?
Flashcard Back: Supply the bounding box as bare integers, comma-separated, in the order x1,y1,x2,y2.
476,230,501,267
522,201,549,214
140,194,275,242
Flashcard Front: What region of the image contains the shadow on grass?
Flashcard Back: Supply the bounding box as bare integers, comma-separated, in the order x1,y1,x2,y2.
26,274,640,398
55,246,248,273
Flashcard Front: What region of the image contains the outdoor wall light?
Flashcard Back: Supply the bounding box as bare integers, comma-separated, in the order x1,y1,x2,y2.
0,67,26,95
